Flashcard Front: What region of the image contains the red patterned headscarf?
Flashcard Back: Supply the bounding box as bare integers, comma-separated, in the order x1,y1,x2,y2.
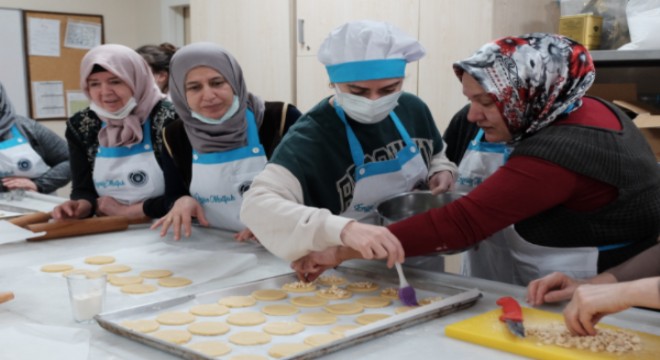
453,33,595,142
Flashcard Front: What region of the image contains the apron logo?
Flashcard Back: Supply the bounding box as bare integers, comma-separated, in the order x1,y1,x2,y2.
128,171,149,186
353,203,374,213
17,159,32,171
238,181,252,197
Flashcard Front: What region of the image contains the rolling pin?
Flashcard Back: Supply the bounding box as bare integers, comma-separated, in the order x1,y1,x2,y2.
0,291,14,304
25,215,151,241
9,211,52,228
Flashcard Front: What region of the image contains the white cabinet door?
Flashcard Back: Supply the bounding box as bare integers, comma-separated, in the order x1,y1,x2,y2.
296,0,420,112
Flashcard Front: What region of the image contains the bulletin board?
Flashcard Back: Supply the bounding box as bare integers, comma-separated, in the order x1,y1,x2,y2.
23,10,104,120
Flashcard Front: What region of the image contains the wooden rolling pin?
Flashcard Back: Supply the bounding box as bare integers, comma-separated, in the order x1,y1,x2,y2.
26,215,151,241
9,211,52,228
0,291,14,304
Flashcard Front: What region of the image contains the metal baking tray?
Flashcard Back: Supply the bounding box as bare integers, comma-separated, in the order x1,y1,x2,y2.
96,266,481,359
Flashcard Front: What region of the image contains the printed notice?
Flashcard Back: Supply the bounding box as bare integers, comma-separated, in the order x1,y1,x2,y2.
28,17,60,57
32,81,66,118
64,20,101,49
66,90,90,117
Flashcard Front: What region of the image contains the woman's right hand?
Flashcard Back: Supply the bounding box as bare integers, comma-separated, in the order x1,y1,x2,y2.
52,199,93,220
150,196,209,240
339,221,404,268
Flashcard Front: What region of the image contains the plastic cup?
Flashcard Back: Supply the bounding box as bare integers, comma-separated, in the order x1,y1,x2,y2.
65,270,107,323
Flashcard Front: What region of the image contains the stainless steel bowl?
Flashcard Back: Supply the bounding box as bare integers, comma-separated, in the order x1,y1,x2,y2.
376,191,462,226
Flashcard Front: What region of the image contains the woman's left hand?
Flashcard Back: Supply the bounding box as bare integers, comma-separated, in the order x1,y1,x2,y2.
234,228,258,242
428,170,454,195
291,246,343,282
1,177,37,192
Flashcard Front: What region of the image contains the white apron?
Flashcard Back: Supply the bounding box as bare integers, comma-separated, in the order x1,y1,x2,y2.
0,125,50,179
335,105,428,224
189,110,267,232
93,118,165,205
457,129,598,285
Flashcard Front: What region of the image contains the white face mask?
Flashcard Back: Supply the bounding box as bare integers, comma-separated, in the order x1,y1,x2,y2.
191,95,240,125
90,97,137,120
334,87,402,124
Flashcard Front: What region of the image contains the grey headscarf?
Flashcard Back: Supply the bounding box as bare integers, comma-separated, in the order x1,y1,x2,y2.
0,82,17,140
169,42,265,153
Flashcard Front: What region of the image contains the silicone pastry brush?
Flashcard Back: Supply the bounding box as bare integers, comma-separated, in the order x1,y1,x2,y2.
395,263,419,306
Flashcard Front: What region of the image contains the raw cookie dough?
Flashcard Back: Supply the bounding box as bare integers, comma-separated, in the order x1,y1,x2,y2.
226,312,266,326
121,284,157,294
251,289,288,301
394,306,418,314
268,343,312,358
188,321,230,336
290,296,327,307
84,255,115,265
40,264,73,273
380,287,399,300
99,264,131,273
261,304,299,316
140,269,173,278
316,286,352,300
187,341,232,357
419,296,443,305
304,333,343,347
316,275,347,286
158,276,192,287
219,295,257,308
281,281,317,293
229,331,272,345
263,321,305,335
156,311,196,325
296,312,337,325
152,329,192,344
356,296,391,308
189,303,230,316
109,275,143,286
330,324,360,335
346,281,379,292
323,303,364,315
120,319,160,333
230,355,268,360
355,313,390,325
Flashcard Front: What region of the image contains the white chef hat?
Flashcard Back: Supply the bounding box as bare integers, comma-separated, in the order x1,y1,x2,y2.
318,20,426,83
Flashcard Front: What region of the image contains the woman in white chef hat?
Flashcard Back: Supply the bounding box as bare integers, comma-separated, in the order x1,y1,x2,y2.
240,20,457,268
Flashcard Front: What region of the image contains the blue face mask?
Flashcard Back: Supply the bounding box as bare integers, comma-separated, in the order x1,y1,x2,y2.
191,95,240,125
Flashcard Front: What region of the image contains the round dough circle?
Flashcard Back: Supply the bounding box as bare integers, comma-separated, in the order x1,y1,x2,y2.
40,264,73,273
356,296,391,308
355,313,390,325
261,304,299,316
229,331,272,345
290,296,327,308
346,281,379,292
227,312,266,326
120,319,160,333
304,333,343,346
230,355,268,360
323,302,364,315
158,276,192,287
316,275,347,286
187,341,232,357
394,306,418,314
316,286,352,300
419,296,444,305
268,343,312,358
281,281,317,293
263,321,305,335
190,303,230,316
109,275,143,286
152,329,192,344
251,289,287,301
121,283,157,294
156,311,196,325
330,324,360,335
296,312,337,325
188,321,230,336
380,287,399,300
100,264,131,273
140,269,173,278
84,255,115,265
219,295,257,308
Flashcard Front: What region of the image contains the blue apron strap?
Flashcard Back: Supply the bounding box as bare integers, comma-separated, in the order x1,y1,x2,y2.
389,111,415,147
10,124,23,140
335,104,365,167
244,110,260,146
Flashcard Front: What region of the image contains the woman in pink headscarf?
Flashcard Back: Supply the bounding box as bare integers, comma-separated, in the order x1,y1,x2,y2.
53,44,179,220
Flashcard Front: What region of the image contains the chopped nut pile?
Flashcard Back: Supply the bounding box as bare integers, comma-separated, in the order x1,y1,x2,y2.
380,288,397,297
349,281,375,288
525,322,642,354
284,281,315,289
318,285,350,297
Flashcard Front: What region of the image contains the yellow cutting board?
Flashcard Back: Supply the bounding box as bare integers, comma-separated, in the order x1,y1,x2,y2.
445,307,660,359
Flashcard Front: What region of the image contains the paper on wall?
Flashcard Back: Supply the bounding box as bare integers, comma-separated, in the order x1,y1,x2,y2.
32,81,66,118
28,17,60,57
64,20,101,50
66,91,89,117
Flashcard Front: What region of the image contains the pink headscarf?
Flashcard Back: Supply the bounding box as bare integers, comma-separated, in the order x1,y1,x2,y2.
80,44,164,147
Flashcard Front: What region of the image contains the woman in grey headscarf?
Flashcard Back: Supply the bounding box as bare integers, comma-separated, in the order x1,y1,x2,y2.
151,42,301,240
0,82,70,193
